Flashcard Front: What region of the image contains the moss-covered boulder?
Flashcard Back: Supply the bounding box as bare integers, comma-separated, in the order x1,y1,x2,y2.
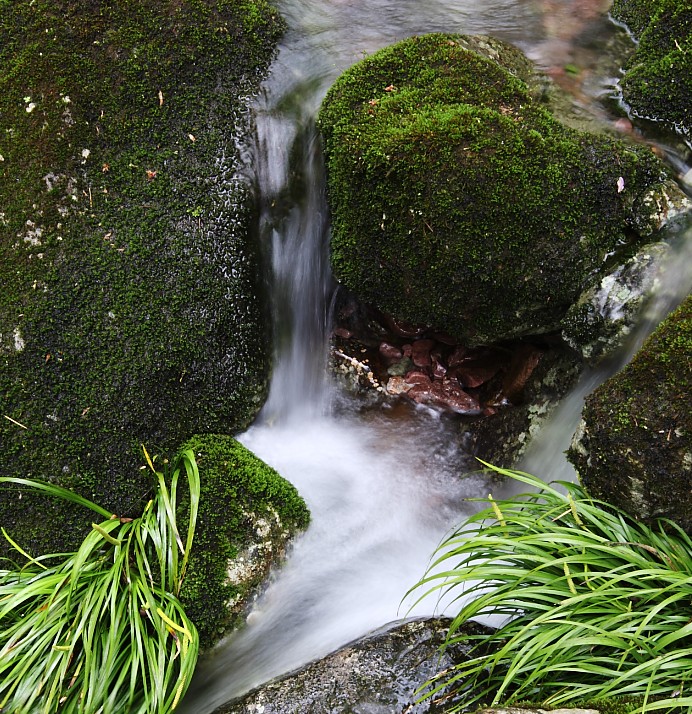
0,1,284,552
318,33,682,346
178,434,309,649
568,292,692,530
611,0,691,142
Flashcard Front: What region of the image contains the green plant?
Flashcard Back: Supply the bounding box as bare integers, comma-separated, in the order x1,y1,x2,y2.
410,463,692,713
0,447,200,713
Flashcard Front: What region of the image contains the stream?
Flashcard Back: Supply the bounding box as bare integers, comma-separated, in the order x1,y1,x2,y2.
180,1,692,711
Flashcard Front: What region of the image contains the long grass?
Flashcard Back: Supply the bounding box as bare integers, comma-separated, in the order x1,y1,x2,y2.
0,447,200,713
410,463,692,714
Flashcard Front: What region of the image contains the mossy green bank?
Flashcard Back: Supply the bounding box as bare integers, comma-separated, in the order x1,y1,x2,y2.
318,33,673,345
0,1,284,557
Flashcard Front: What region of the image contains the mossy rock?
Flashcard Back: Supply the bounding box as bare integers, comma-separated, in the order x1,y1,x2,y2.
611,0,692,142
178,434,309,649
0,1,284,557
568,292,692,530
318,33,676,346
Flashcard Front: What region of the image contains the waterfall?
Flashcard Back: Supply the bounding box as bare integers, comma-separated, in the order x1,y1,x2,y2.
253,94,333,423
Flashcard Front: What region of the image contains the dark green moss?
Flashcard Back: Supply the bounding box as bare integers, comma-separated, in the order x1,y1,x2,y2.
568,292,692,531
0,1,285,558
177,434,309,649
611,0,692,140
318,33,669,345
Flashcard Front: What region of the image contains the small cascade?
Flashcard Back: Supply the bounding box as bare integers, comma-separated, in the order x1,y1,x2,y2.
254,99,333,422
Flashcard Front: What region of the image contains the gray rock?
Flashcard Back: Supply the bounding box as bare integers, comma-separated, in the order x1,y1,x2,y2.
214,618,489,714
561,242,670,363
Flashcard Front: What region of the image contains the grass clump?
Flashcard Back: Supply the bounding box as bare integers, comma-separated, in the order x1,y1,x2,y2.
411,463,692,713
0,447,200,713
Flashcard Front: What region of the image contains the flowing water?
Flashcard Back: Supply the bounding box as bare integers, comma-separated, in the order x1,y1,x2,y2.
180,2,692,710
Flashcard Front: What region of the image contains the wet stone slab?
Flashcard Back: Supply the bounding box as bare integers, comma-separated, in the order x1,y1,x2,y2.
213,618,490,714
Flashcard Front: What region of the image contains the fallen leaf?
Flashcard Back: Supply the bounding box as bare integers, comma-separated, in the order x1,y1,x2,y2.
617,176,625,193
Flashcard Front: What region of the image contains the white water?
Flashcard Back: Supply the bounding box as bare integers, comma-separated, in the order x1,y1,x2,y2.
180,1,692,710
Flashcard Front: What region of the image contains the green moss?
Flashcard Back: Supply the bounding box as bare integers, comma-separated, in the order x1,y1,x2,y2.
611,0,692,140
0,1,285,558
175,434,309,649
318,33,669,345
568,292,692,531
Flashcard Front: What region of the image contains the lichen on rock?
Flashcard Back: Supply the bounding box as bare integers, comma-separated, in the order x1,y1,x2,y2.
318,32,682,347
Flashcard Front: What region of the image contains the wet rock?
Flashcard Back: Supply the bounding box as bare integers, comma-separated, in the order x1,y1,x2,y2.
568,291,692,532
431,353,448,378
411,339,436,367
213,618,490,714
379,341,403,364
561,241,670,363
385,375,409,395
381,314,429,339
448,345,469,367
320,32,685,345
611,0,692,143
408,377,481,415
0,0,282,623
453,356,506,389
404,370,432,386
178,435,310,649
502,343,544,405
387,356,415,377
465,343,584,467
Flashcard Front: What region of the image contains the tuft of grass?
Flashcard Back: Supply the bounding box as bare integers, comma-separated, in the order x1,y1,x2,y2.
0,447,200,713
410,463,692,713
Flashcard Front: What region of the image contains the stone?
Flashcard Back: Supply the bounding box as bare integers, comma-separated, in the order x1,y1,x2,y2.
404,369,433,386
378,341,403,364
502,343,544,404
411,338,436,367
408,377,481,415
452,355,506,389
568,291,692,532
213,618,490,714
386,356,414,377
562,241,671,363
0,0,286,650
611,0,691,142
319,32,687,345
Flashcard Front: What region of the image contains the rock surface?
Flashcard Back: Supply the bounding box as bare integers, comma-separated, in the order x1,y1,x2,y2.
561,241,671,363
177,435,310,649
213,618,489,714
568,291,692,531
611,0,692,143
319,32,686,346
0,1,282,563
